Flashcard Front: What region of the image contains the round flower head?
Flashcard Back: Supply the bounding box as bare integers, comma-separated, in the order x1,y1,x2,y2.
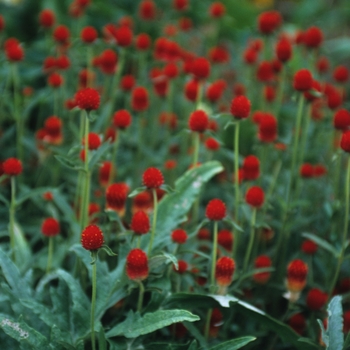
171,229,188,244
173,260,188,274
81,224,104,251
44,116,62,138
81,26,98,43
5,42,24,62
304,26,323,48
135,33,151,51
131,211,150,235
131,86,149,112
243,155,260,181
41,218,60,237
301,239,318,255
245,186,264,208
126,249,149,281
333,109,350,131
3,158,22,176
184,80,199,102
173,0,188,11
209,2,226,18
139,0,156,20
256,61,274,83
113,110,132,130
75,88,100,111
114,26,133,47
99,161,113,187
39,9,55,28
218,229,233,251
142,167,164,189
288,313,306,335
205,137,220,151
83,132,101,150
120,75,135,91
286,259,308,292
333,65,349,83
258,114,277,143
106,183,129,211
327,89,343,110
99,49,118,74
258,10,282,35
192,57,211,80
341,130,350,153
205,199,226,221
56,55,70,70
293,69,313,92
53,25,70,43
243,48,257,65
48,72,64,88
264,85,276,103
276,37,292,63
188,110,209,133
215,256,235,287
253,255,272,284
317,56,329,74
306,288,328,311
206,79,226,102
209,47,230,64
300,163,314,178
230,95,251,119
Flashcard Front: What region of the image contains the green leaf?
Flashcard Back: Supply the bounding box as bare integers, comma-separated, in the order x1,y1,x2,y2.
12,222,32,272
343,331,350,349
100,244,117,257
128,186,147,198
105,210,126,232
164,293,220,310
326,296,344,350
106,309,200,338
302,232,339,257
183,321,207,349
160,184,176,194
16,186,54,206
188,340,199,350
88,141,112,171
0,192,9,206
209,336,256,350
54,155,79,170
99,325,107,350
149,252,178,271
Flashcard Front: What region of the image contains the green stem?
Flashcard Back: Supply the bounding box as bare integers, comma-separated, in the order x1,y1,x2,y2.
210,221,219,294
82,111,90,229
204,308,213,341
87,46,93,87
192,132,200,167
12,63,22,161
76,112,86,223
90,252,97,350
328,156,350,297
232,122,240,260
148,189,158,256
9,176,16,257
46,236,53,273
137,281,145,312
274,65,286,118
109,131,120,185
243,208,257,272
196,81,203,109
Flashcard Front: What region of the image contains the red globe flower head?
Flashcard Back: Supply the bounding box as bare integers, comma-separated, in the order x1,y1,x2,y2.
43,56,57,73
5,37,19,50
43,192,54,201
173,0,188,11
126,248,149,281
206,80,226,103
271,58,282,73
153,76,169,97
99,161,113,187
333,65,349,83
209,46,230,64
0,15,4,32
142,167,164,189
173,260,188,274
341,130,350,153
215,256,235,286
165,159,177,170
76,0,90,8
243,48,258,65
3,158,22,176
301,239,318,255
245,186,264,208
304,80,322,102
39,9,55,28
286,259,308,292
135,33,151,51
75,87,100,111
184,79,199,102
131,86,149,112
316,56,329,74
81,224,104,250
81,26,98,43
231,95,251,119
306,288,328,311
253,255,272,284
44,116,62,138
5,42,24,62
106,183,129,212
41,218,60,237
164,62,179,79
131,211,150,235
258,113,277,143
188,110,209,133
133,191,152,213
334,109,350,131
288,313,306,335
197,228,211,240
120,75,135,91
69,2,84,18
56,55,70,70
48,72,63,88
327,89,343,110
53,25,70,44
139,0,156,20
258,10,282,35
114,26,132,47
252,111,264,125
304,26,323,49
243,155,260,181
264,85,276,103
209,2,226,18
82,132,101,150
299,163,314,178
164,24,177,37
179,17,192,31
256,61,274,82
99,49,118,75
314,164,327,177
218,229,233,251
113,110,132,130
191,57,211,80
293,69,313,92
276,37,292,63
205,137,220,151
171,229,188,244
206,199,226,221
105,127,116,143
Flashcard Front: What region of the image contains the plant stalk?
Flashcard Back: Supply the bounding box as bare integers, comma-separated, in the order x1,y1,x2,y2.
243,208,257,272
148,189,158,256
90,251,97,350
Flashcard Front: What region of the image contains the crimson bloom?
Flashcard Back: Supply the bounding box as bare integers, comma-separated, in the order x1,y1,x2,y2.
75,88,100,110
142,168,164,189
215,257,235,286
41,218,60,237
126,249,149,281
231,95,251,119
245,186,264,208
131,211,150,235
81,224,104,251
3,158,22,176
205,199,226,221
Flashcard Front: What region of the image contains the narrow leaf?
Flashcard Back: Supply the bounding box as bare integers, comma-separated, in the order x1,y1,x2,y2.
209,336,256,350
302,233,339,257
327,296,344,350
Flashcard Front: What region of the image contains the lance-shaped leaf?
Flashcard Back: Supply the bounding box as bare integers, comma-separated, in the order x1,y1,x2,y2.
209,336,256,350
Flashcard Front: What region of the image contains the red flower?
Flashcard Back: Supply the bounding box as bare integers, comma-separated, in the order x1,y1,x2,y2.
230,95,251,119
81,26,97,43
164,62,179,79
0,15,4,32
81,224,104,250
258,10,282,35
171,229,188,244
286,259,308,292
75,88,100,110
316,56,329,74
133,191,152,212
341,130,350,153
173,0,188,11
192,57,211,80
209,2,226,18
205,137,220,151
293,69,313,92
83,132,101,150
113,110,132,129
197,228,211,240
300,163,314,178
5,42,24,62
48,72,63,88
126,249,149,281
179,17,192,31
258,113,277,142
288,313,306,335
303,80,322,102
304,26,323,48
131,87,149,112
120,75,135,91
139,0,156,20
99,49,118,74
245,186,264,208
188,110,209,133
41,218,60,237
327,90,343,110
243,48,258,65
135,33,151,50
334,109,350,131
333,65,349,83
243,155,260,181
114,26,133,47
53,25,70,44
56,55,70,70
184,79,199,102
3,158,22,176
301,239,318,255
306,288,328,311
106,183,129,211
314,164,327,177
131,211,150,235
276,37,292,63
205,199,226,221
165,159,177,170
209,46,230,64
264,85,276,103
215,257,235,286
253,255,272,284
206,80,226,103
218,229,233,251
44,116,62,138
173,260,188,274
256,61,274,82
105,127,116,143
99,161,113,187
142,167,164,189
252,111,264,124
39,9,55,28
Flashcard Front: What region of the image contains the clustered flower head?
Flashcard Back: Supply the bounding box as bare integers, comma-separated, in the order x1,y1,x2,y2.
188,110,209,133
75,87,100,110
81,224,104,251
131,211,150,235
215,256,235,287
142,167,164,189
230,95,251,119
3,157,22,176
205,199,226,221
41,218,60,237
286,259,308,293
126,248,149,281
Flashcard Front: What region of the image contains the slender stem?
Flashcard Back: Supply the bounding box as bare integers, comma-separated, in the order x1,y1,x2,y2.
192,132,200,168
243,208,257,272
90,252,97,350
87,46,93,88
82,111,90,229
54,89,58,115
109,131,120,185
274,66,286,118
46,236,54,273
210,221,219,294
9,176,16,257
137,235,141,249
137,281,145,312
148,189,158,256
12,63,22,161
204,308,213,340
328,156,350,297
77,112,86,226
196,81,203,109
